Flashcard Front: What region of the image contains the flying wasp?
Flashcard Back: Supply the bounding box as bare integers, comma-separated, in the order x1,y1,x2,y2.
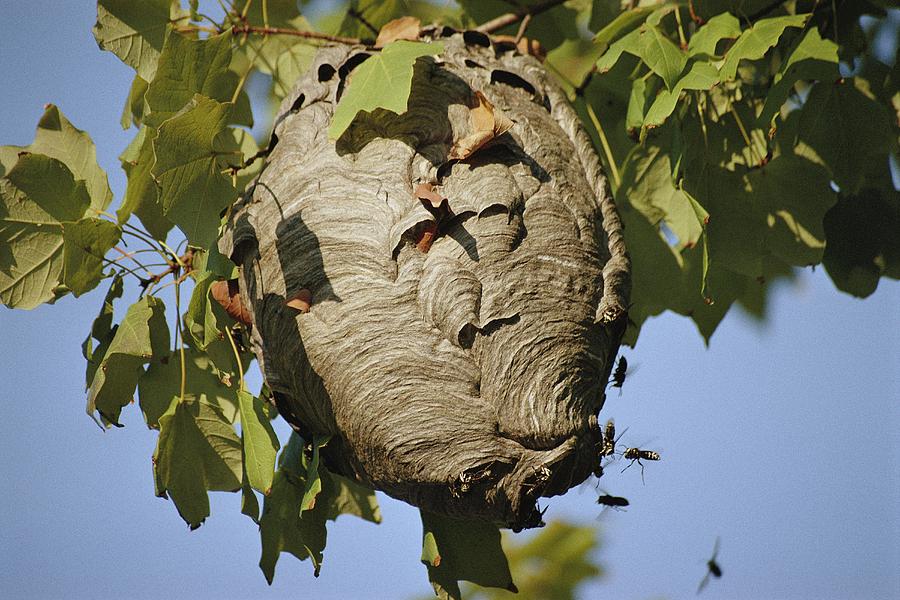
621,446,661,483
596,493,629,510
697,537,723,594
592,420,625,478
608,356,637,395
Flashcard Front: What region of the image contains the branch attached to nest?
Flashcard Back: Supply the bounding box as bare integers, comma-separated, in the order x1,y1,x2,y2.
476,0,569,34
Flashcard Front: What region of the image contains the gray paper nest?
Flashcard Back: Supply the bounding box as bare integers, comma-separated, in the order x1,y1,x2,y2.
220,28,630,530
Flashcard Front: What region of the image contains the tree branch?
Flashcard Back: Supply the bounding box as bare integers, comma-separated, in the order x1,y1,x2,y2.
229,24,362,45
476,0,569,34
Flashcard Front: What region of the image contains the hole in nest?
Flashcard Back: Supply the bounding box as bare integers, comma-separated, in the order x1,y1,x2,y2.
337,53,372,102
288,93,305,113
491,70,537,98
463,30,491,47
464,59,484,69
317,63,336,82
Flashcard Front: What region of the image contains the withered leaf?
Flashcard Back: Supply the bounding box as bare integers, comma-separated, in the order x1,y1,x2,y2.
210,279,252,326
415,182,444,209
375,16,422,48
284,288,312,313
449,91,513,161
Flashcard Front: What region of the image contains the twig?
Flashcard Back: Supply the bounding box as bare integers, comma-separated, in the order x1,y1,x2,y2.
139,248,195,291
476,0,568,34
347,6,379,37
226,23,362,45
514,14,532,44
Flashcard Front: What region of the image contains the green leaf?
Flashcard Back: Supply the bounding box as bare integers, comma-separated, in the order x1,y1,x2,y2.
639,24,687,90
87,296,169,426
238,390,280,495
153,397,242,529
0,173,64,309
259,469,328,583
151,95,239,248
643,60,719,128
328,40,444,140
795,80,893,193
242,481,261,523
593,5,655,46
495,521,602,600
744,155,837,267
82,274,124,389
719,13,809,82
93,0,180,81
1,105,112,213
233,1,317,99
6,154,91,222
118,127,173,240
419,511,515,599
687,12,741,57
300,436,330,515
144,31,249,128
138,346,239,429
322,471,381,523
596,27,642,73
184,271,228,350
758,28,839,126
61,217,121,296
121,74,150,130
338,0,405,40
617,143,705,247
823,188,900,297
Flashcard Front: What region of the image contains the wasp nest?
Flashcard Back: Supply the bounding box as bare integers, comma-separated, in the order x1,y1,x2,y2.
220,28,630,530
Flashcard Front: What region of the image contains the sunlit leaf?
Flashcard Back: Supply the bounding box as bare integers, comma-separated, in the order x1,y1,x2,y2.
758,28,839,126
329,40,444,139
151,95,239,248
144,31,249,128
593,5,655,46
719,14,808,82
93,0,181,81
687,12,741,57
118,126,173,240
60,217,121,296
138,346,239,429
87,296,169,426
639,25,686,90
82,274,123,389
420,511,515,600
238,389,280,495
643,60,719,128
153,397,242,528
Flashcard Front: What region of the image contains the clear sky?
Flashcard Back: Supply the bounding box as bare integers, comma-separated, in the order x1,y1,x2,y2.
1,3,898,599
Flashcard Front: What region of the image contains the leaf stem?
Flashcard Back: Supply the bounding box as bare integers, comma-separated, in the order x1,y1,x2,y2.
174,278,187,403
224,326,246,392
584,101,622,190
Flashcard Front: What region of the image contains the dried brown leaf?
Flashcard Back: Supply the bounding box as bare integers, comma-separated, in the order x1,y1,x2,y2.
449,91,513,161
375,16,422,48
211,279,253,326
414,182,444,208
284,288,312,313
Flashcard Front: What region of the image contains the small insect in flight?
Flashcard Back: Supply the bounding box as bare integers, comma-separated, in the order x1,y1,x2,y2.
621,446,661,483
697,537,723,594
596,494,629,510
609,356,637,395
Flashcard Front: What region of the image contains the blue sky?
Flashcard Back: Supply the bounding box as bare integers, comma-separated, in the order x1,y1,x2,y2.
1,3,898,599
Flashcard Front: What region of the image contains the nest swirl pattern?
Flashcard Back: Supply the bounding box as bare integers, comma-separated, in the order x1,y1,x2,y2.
220,29,630,529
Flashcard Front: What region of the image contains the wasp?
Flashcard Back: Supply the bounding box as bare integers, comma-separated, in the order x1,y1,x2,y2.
609,355,637,395
697,537,723,593
596,494,629,509
620,446,660,483
593,420,624,478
